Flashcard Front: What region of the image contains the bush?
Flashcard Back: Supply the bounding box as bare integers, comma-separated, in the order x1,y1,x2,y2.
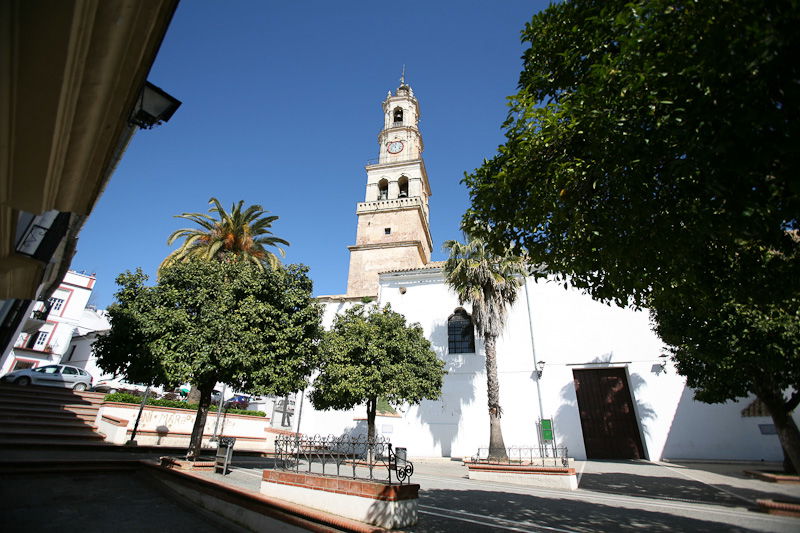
103,392,265,417
105,392,143,404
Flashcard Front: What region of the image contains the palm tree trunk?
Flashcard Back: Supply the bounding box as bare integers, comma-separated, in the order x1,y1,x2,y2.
186,383,213,460
485,335,507,461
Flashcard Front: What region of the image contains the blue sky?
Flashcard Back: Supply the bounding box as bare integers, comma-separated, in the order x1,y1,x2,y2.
72,1,549,308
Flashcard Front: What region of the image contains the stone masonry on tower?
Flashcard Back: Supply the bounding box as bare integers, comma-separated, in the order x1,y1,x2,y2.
344,82,433,297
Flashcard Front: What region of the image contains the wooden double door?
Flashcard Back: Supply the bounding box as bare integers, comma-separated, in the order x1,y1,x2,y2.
573,368,646,459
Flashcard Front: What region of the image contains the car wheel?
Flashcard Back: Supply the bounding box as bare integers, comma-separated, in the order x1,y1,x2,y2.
73,383,87,391
108,388,117,394
15,377,30,386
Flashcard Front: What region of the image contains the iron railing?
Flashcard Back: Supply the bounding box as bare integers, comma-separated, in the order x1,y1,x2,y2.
274,434,414,484
471,445,570,467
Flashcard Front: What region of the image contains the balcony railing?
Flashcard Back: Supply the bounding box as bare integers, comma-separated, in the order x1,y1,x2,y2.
31,300,53,320
22,300,53,334
357,196,422,214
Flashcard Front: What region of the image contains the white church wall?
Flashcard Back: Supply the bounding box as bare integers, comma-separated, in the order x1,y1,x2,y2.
525,277,675,460
659,389,798,462
310,271,794,462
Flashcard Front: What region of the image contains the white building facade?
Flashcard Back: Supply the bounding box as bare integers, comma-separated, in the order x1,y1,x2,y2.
0,271,98,376
300,81,796,462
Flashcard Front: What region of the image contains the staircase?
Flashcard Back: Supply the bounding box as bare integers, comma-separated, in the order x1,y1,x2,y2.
0,383,110,448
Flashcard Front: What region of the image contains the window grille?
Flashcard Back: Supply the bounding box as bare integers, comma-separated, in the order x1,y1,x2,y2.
448,308,475,354
49,297,65,312
34,331,48,347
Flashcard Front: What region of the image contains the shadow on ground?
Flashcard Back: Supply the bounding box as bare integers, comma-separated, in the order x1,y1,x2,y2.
0,471,245,533
578,471,800,507
409,488,757,533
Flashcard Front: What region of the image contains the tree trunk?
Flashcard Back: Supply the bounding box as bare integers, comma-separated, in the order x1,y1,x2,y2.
757,388,800,474
783,447,798,475
484,335,507,461
186,382,214,460
186,385,201,404
366,397,377,463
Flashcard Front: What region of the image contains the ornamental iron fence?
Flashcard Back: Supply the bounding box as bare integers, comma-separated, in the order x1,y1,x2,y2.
273,434,414,485
471,444,570,467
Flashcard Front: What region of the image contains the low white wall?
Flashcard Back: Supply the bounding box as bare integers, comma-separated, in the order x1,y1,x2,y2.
96,402,284,451
261,480,417,529
96,414,128,444
467,469,578,490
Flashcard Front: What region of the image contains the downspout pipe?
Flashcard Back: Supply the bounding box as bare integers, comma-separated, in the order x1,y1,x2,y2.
524,278,545,422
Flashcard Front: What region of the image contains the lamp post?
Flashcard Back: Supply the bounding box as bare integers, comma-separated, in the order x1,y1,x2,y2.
127,385,151,446
211,384,227,442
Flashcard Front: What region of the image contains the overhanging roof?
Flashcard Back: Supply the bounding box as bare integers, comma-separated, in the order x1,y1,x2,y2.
0,0,179,300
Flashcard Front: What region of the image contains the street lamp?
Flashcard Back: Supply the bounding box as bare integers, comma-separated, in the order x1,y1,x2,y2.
130,81,181,129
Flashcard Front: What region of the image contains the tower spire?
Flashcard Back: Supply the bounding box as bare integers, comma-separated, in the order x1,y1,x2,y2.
400,65,406,85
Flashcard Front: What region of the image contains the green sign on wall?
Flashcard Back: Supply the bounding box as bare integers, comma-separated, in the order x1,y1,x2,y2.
540,418,554,441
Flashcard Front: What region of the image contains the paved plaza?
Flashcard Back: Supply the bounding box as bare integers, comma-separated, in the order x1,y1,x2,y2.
195,455,800,532
2,449,799,532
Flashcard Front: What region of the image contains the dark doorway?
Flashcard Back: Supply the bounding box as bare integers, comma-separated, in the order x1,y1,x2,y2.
573,368,646,459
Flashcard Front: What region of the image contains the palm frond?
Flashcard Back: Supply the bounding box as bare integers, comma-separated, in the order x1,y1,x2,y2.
162,196,290,271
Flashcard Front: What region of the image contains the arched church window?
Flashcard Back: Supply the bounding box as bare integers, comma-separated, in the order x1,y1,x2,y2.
448,308,475,354
398,176,409,198
393,107,403,125
378,179,389,200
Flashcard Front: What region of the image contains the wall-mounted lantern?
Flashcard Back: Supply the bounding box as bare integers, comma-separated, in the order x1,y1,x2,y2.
536,360,546,379
130,81,181,129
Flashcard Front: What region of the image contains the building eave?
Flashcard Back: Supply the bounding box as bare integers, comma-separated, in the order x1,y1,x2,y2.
0,0,179,301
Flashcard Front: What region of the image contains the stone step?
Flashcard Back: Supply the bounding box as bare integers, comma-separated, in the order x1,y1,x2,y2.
0,406,97,422
0,427,104,440
0,438,115,449
0,397,102,413
0,409,97,423
0,384,106,401
0,417,97,430
0,392,105,408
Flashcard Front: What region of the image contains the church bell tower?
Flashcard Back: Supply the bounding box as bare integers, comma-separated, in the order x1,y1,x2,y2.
345,79,433,297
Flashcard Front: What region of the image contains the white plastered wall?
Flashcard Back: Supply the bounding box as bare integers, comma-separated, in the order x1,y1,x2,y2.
306,270,795,462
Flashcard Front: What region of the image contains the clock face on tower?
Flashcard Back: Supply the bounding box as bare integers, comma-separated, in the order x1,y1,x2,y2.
387,140,404,154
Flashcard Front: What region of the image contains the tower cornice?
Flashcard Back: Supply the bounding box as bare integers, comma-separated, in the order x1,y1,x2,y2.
355,198,434,251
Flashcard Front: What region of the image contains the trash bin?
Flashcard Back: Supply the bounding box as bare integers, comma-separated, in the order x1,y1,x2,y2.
215,436,236,475
394,447,407,467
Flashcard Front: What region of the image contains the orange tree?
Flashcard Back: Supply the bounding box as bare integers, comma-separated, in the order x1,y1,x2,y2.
94,260,322,459
462,1,800,470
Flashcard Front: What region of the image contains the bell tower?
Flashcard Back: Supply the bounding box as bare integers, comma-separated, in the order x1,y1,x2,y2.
345,79,433,297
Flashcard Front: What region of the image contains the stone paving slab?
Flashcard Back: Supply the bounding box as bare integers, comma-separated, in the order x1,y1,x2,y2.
4,450,800,532
0,470,250,533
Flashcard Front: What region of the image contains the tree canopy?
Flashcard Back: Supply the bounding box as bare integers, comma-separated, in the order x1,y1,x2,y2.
94,260,322,457
160,197,289,273
310,304,445,441
463,0,799,307
461,0,800,470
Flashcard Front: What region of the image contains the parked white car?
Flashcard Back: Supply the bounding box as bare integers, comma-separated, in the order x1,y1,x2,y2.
1,364,93,391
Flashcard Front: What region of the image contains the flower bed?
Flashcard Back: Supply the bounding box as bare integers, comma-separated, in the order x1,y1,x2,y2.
104,392,266,417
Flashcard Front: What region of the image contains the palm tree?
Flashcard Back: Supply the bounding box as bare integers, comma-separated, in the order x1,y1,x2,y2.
444,236,527,460
158,197,289,460
159,197,289,274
